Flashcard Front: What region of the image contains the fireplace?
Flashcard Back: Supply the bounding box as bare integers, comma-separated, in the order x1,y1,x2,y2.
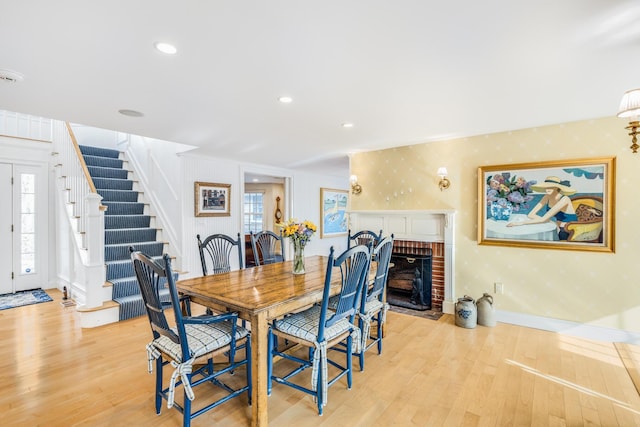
386,240,445,311
388,247,433,310
349,210,455,314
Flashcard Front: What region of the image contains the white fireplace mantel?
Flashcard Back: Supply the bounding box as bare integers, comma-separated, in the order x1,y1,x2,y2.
349,210,456,314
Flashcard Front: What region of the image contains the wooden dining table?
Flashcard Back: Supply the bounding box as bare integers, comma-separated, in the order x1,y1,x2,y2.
176,255,338,427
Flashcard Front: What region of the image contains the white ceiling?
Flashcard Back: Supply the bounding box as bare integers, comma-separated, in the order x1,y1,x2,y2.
1,1,639,176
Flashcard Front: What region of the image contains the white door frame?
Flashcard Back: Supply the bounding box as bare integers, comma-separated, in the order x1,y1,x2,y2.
12,163,48,292
0,137,50,294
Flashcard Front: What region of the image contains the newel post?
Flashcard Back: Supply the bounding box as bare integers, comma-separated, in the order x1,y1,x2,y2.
83,192,106,308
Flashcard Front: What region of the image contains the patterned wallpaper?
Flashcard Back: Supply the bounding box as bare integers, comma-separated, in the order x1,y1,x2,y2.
351,116,640,333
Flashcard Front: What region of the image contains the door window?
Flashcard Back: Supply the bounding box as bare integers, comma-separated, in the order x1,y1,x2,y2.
20,173,36,274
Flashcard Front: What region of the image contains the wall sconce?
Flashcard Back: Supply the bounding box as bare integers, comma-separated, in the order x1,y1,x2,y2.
350,174,362,195
437,167,450,191
617,88,640,153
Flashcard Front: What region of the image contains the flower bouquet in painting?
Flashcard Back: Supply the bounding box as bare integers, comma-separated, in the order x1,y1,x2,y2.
279,219,317,274
486,173,536,221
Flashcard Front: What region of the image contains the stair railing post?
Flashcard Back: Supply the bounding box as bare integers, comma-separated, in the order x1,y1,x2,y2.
83,192,106,308
85,192,105,265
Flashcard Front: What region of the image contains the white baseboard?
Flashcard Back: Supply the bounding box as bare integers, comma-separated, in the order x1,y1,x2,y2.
497,310,640,345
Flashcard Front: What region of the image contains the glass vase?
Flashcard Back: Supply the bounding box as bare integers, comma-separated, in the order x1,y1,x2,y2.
292,240,305,274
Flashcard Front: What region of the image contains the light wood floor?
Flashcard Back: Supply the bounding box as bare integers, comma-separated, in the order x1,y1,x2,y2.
3,289,640,426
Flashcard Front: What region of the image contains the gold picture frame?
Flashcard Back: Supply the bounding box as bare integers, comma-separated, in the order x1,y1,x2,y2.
478,157,615,252
320,188,348,238
194,182,231,217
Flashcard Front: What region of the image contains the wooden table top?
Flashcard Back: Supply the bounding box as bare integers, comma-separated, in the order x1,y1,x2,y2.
177,255,337,316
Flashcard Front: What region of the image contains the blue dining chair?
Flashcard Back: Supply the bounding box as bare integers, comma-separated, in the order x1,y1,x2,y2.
197,232,247,327
357,234,394,371
347,229,383,249
250,230,285,266
267,244,372,415
130,249,251,427
197,232,243,275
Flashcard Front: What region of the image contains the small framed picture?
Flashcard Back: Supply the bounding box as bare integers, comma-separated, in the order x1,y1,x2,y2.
320,188,348,238
478,157,615,252
194,182,231,217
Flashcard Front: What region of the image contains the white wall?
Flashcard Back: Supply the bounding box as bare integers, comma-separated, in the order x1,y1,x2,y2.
290,172,349,258
179,153,349,279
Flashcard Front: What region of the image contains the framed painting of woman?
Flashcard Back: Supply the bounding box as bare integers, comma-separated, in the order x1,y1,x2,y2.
477,157,615,252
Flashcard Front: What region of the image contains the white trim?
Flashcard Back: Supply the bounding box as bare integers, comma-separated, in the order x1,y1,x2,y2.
496,310,640,344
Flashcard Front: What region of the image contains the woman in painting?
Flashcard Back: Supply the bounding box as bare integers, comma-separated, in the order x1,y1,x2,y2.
507,176,577,240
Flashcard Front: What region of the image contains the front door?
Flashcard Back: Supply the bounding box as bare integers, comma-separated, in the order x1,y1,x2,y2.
0,162,47,294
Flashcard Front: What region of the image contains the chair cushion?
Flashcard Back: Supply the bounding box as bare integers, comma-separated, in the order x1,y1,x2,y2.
274,305,354,343
363,298,384,317
153,319,249,362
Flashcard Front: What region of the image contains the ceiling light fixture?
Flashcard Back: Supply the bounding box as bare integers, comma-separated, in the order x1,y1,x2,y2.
278,96,293,103
154,42,177,55
342,123,354,128
0,68,24,83
118,109,144,117
617,88,640,153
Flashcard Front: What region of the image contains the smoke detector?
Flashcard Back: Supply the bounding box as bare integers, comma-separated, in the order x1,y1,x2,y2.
0,69,24,83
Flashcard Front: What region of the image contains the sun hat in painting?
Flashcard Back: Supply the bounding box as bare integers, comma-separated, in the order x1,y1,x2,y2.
531,176,577,195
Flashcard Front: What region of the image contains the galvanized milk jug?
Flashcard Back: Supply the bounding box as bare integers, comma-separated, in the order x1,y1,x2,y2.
476,293,496,327
455,295,477,328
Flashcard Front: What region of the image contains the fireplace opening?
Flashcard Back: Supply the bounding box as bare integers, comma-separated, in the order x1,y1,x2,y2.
386,240,444,312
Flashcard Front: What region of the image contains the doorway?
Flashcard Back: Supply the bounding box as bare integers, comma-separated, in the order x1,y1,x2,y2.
242,171,291,267
0,162,48,294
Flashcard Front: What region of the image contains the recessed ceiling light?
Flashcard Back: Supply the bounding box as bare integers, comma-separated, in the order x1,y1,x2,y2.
278,96,293,103
118,109,144,117
342,123,354,128
0,68,24,83
154,42,177,55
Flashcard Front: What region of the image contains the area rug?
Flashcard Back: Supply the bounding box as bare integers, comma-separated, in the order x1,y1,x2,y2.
0,288,53,310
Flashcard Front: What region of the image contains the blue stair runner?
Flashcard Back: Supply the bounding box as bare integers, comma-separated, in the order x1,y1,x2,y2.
79,145,173,320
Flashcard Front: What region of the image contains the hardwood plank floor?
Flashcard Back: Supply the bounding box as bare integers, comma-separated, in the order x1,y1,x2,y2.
2,289,640,426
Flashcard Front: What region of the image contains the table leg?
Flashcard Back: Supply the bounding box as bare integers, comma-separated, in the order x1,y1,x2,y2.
250,310,268,427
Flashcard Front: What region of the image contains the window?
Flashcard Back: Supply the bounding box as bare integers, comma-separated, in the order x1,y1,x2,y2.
20,173,36,274
244,192,264,234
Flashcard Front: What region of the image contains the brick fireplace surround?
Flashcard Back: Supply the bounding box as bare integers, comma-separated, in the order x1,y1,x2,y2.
349,210,455,314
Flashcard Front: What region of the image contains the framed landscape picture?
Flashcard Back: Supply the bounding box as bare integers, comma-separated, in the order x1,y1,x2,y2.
477,157,615,252
320,188,348,238
194,182,231,217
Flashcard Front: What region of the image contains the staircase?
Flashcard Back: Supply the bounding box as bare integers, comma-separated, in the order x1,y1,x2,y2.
79,145,172,321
